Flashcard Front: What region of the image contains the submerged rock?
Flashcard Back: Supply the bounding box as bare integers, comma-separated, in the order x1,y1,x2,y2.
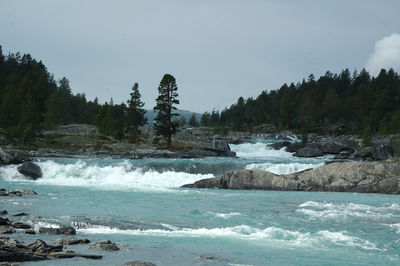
89,240,119,251
122,261,157,266
182,161,400,194
17,162,42,180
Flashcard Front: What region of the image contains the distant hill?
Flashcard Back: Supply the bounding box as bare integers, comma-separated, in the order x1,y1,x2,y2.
145,109,202,124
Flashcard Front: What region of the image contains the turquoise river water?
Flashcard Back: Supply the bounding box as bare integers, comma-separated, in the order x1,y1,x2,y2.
1,141,400,265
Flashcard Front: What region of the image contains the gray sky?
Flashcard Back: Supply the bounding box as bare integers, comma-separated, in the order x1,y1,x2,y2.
1,0,400,113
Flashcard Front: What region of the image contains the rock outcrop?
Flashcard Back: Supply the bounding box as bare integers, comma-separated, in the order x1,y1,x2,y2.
182,161,400,194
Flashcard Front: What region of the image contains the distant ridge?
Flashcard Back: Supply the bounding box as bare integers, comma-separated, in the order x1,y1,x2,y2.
145,109,202,124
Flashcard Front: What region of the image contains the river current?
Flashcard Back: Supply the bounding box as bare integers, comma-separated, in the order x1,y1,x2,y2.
1,141,399,265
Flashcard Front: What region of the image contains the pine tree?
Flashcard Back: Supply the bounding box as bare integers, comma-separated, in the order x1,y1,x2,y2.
153,74,179,148
126,82,147,142
188,113,199,127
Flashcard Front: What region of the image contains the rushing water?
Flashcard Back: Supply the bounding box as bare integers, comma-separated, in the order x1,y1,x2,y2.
1,141,400,265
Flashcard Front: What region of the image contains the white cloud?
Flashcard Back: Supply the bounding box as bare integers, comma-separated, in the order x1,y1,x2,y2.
366,33,400,76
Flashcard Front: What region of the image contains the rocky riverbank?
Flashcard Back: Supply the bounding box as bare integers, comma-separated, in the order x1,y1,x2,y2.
0,189,156,265
182,160,400,194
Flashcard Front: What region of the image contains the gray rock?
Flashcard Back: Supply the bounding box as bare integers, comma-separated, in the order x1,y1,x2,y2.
13,212,28,217
0,149,29,165
267,141,291,150
286,142,302,153
17,162,42,180
48,251,102,260
89,240,119,251
27,239,63,254
24,229,36,235
294,147,323,157
51,237,90,245
0,210,7,215
0,226,15,234
38,226,76,235
0,218,10,226
11,222,32,229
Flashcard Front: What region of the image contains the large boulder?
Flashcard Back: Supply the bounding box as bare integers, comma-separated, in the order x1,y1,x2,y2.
17,162,42,180
182,161,400,194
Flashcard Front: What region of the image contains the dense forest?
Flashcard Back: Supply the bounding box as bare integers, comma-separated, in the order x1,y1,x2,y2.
200,68,400,137
0,47,147,143
1,47,399,146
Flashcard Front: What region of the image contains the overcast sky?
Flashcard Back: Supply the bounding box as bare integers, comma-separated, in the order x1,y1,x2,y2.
1,0,400,113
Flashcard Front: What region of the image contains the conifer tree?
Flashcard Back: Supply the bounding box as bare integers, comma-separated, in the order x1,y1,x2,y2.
153,74,179,148
188,113,199,127
127,82,147,141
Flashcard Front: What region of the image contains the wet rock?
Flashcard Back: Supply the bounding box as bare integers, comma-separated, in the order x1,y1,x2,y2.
122,261,157,266
0,218,10,226
89,240,119,251
0,236,102,262
38,226,76,235
0,210,7,215
51,237,90,245
0,236,48,262
0,226,15,234
196,255,223,262
27,239,63,254
19,190,37,195
48,251,102,260
13,213,28,217
267,141,291,151
11,222,32,230
6,191,21,197
24,229,36,235
17,162,42,180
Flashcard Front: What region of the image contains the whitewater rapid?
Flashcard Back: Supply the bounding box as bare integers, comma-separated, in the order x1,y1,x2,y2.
0,141,328,191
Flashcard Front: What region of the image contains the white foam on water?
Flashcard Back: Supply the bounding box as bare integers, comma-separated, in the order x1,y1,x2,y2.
245,162,324,175
207,212,243,219
297,201,400,220
230,143,293,159
385,223,400,234
77,224,380,250
0,160,214,191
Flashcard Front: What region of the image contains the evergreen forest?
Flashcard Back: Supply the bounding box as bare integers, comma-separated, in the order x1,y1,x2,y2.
200,69,400,137
1,47,400,146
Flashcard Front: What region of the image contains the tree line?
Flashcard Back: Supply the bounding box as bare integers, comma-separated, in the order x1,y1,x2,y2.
200,68,400,137
0,47,184,147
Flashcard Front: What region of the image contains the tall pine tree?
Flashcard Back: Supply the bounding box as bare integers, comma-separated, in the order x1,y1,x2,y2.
126,82,147,142
153,74,179,148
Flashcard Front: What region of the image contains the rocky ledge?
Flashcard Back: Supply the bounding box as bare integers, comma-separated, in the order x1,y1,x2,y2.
182,161,400,194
